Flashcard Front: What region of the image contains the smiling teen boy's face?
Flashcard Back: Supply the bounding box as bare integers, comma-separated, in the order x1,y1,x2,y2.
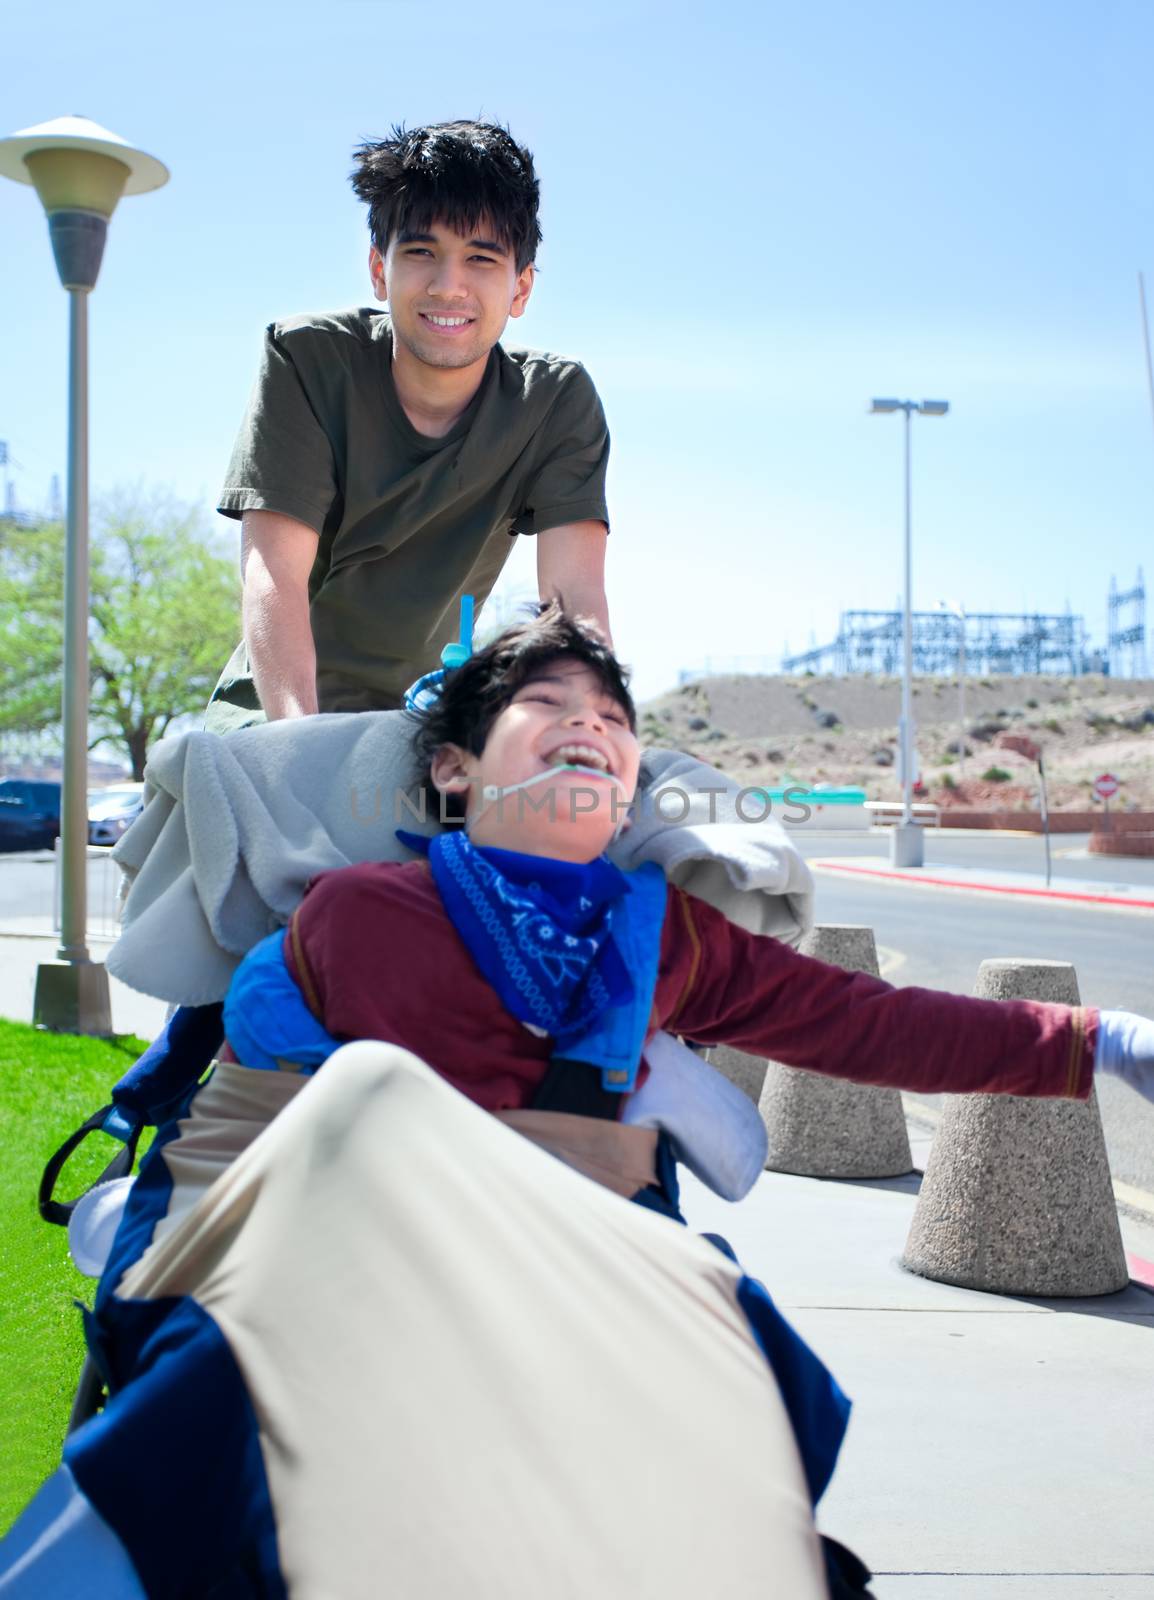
370,218,534,374
430,658,642,862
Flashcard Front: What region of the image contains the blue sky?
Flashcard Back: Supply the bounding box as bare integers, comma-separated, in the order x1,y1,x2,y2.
3,0,1153,700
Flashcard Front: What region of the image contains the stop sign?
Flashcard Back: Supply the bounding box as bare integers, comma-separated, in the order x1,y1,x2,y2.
1093,772,1120,802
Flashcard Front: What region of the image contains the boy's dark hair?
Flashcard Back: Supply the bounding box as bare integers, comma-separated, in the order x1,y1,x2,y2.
351,121,541,273
413,604,636,816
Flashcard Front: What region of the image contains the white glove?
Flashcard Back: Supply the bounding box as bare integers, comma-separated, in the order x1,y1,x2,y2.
1095,1011,1154,1105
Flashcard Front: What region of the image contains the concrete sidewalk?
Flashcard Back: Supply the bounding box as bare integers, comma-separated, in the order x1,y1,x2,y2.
811,855,1154,912
0,930,168,1039
681,1137,1154,1598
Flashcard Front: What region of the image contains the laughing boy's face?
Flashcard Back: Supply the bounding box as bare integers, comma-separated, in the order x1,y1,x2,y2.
430,658,641,862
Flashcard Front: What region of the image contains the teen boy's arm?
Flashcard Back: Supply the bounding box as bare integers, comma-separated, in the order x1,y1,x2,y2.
524,360,613,641
537,521,611,642
214,323,338,724
241,511,319,719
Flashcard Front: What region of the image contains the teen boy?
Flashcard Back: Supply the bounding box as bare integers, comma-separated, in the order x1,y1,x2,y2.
206,121,611,732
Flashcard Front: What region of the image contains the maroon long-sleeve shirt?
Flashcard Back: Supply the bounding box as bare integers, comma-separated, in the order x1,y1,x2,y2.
283,859,1096,1114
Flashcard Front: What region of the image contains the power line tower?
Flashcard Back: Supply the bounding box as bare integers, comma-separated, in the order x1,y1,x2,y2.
1107,570,1148,678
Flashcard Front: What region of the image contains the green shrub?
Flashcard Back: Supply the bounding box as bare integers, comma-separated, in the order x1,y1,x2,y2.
981,765,1012,783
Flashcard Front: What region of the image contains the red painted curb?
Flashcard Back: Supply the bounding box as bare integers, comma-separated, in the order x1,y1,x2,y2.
811,859,1154,911
1126,1253,1154,1290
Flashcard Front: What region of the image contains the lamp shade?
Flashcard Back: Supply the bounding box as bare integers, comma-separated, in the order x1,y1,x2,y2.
0,116,168,216
22,148,130,218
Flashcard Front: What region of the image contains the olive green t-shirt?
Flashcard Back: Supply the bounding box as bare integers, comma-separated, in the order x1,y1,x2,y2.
208,309,609,729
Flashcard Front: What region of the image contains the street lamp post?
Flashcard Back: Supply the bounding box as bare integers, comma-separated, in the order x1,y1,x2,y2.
869,398,950,868
0,117,168,1033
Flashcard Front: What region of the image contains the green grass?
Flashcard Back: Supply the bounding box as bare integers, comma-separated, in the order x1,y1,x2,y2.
0,1019,149,1532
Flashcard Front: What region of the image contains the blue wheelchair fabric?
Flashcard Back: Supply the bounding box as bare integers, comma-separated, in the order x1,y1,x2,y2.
0,1466,145,1599
67,1296,286,1598
110,1003,224,1128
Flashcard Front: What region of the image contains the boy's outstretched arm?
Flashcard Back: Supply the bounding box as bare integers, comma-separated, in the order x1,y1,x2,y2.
660,888,1103,1102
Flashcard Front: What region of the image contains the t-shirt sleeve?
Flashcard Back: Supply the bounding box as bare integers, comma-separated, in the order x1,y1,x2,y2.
511,363,610,536
217,323,339,534
658,888,1096,1101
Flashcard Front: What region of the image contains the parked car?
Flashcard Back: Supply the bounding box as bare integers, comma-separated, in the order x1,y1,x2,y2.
0,780,62,852
87,783,145,847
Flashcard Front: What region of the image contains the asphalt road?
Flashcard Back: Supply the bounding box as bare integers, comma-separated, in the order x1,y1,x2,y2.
795,833,1154,1202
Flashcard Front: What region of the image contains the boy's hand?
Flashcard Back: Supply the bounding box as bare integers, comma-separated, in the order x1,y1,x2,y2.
1096,1011,1154,1104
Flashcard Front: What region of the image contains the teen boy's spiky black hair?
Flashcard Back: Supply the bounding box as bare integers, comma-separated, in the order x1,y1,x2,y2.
412,603,636,816
351,121,541,273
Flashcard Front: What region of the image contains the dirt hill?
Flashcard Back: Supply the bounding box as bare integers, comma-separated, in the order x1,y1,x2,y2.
638,673,1154,812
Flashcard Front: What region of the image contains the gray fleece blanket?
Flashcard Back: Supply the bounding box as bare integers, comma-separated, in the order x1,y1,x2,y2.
108,712,813,1004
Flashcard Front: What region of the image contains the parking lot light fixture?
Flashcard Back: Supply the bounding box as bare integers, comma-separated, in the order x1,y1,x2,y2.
868,398,951,869
0,116,168,1033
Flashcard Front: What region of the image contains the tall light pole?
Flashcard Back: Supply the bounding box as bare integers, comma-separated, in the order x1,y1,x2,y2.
0,117,168,1033
869,398,949,868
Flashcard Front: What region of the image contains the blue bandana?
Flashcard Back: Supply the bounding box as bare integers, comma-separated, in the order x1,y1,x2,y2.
397,830,667,1091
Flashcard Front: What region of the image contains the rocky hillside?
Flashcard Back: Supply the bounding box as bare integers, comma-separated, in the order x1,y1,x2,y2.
638,674,1154,812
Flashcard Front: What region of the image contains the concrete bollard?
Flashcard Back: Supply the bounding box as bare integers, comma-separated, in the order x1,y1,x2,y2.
707,1044,769,1106
902,959,1128,1297
755,925,913,1179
